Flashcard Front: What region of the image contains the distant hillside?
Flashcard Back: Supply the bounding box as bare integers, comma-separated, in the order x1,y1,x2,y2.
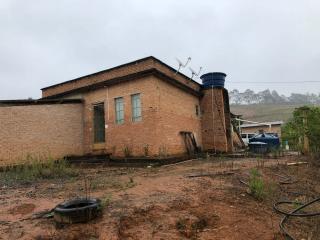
229,89,320,105
230,104,312,123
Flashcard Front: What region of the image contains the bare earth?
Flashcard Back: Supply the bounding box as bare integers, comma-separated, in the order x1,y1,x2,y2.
0,156,319,240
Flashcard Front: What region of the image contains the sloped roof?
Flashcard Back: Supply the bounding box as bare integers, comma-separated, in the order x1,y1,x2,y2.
241,121,284,128
41,56,202,99
42,56,200,90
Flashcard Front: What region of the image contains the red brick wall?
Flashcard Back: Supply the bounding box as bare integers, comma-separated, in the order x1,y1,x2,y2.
82,76,159,157
200,88,232,152
0,104,84,166
154,78,202,155
78,75,202,157
0,77,231,164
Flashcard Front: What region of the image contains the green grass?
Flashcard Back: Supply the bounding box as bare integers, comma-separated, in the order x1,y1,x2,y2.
0,158,78,185
248,168,266,200
90,176,136,191
230,103,318,122
100,193,112,209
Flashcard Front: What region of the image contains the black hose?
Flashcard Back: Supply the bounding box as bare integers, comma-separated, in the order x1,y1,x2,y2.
273,173,297,185
238,171,319,238
274,200,320,217
238,179,249,186
278,185,305,196
274,197,320,240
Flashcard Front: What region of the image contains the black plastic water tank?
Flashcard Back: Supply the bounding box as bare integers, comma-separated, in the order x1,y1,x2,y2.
248,142,268,154
249,133,280,150
200,72,226,88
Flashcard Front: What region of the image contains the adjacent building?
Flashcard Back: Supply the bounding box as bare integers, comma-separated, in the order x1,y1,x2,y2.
240,121,283,138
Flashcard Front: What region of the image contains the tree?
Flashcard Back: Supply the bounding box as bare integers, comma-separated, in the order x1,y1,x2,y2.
271,90,285,103
258,89,274,104
229,89,242,105
243,89,255,104
228,89,320,105
282,106,320,153
289,93,310,104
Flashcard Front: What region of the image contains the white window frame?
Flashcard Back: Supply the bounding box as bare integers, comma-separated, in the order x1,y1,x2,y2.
115,97,124,124
131,93,142,122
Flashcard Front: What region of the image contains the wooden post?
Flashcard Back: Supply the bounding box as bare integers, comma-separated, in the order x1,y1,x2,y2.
301,107,310,155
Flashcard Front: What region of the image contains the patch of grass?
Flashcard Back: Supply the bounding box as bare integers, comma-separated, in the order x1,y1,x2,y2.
255,157,265,168
176,218,187,232
270,148,282,158
176,217,208,239
143,144,149,157
100,193,112,209
0,158,77,186
124,177,136,189
191,218,208,232
293,199,303,209
123,145,132,157
248,168,266,200
90,176,136,191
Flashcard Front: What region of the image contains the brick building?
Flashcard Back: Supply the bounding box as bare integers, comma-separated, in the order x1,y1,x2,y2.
0,57,233,166
240,121,283,137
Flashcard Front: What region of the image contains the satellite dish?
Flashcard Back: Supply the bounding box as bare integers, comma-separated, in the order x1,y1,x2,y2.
189,66,202,80
175,57,191,74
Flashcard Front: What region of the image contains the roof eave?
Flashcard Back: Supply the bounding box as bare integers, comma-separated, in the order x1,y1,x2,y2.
41,56,201,91
0,99,83,106
41,68,202,100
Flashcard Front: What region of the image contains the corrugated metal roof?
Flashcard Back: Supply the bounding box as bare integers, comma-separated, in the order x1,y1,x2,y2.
241,121,284,128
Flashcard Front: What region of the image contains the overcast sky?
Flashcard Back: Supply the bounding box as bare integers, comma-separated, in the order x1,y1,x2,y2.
1,0,320,99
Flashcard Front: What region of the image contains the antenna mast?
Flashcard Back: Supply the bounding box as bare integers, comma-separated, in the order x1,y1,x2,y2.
175,57,191,74
188,67,203,80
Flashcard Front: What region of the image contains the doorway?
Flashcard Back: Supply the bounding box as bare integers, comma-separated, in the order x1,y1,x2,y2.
93,103,105,143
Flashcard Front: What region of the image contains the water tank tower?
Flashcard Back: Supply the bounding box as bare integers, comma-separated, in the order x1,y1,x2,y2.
200,72,232,153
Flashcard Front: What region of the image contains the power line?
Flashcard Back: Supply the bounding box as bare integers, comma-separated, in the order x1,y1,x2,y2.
228,81,320,84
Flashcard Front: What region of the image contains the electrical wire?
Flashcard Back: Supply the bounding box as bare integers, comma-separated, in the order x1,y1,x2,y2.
228,81,320,84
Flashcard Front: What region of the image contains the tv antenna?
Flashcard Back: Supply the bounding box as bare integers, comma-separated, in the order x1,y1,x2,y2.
175,57,191,74
189,66,202,80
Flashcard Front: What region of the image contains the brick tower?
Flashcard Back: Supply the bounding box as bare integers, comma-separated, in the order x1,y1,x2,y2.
200,72,232,153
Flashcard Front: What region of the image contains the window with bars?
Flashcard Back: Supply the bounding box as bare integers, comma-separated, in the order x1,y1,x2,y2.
115,97,124,124
131,93,142,122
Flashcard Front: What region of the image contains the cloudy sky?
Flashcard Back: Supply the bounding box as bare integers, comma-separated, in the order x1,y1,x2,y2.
1,0,320,99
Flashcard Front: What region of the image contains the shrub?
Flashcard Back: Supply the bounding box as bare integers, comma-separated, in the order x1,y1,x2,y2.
100,193,112,209
176,217,208,238
123,145,132,157
143,144,149,157
248,168,266,200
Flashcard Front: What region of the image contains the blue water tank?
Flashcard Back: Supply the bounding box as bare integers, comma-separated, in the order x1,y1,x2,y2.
249,133,280,150
200,72,226,88
248,142,268,154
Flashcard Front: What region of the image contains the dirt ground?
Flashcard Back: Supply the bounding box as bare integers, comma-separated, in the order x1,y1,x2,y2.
0,155,319,240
